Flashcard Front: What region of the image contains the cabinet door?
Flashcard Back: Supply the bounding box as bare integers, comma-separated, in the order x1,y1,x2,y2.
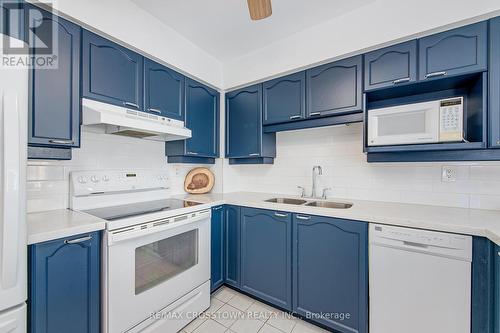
82,30,143,109
211,206,225,292
225,205,241,288
1,0,24,40
29,232,100,333
185,78,219,157
293,214,368,333
263,71,306,125
490,17,500,148
144,58,184,120
241,208,292,310
364,40,417,91
27,7,80,148
226,84,262,158
306,55,362,117
419,22,487,80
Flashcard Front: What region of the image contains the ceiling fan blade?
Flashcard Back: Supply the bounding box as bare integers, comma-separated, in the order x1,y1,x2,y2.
247,0,272,20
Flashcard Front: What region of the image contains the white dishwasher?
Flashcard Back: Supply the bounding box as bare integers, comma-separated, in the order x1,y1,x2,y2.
369,224,472,333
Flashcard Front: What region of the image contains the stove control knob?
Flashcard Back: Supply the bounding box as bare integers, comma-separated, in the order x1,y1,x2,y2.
91,175,100,183
78,176,88,184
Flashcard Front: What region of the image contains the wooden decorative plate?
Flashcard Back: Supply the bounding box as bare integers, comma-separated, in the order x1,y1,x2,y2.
184,167,215,194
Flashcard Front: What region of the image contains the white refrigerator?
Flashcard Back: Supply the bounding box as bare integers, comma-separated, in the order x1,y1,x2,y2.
0,34,28,333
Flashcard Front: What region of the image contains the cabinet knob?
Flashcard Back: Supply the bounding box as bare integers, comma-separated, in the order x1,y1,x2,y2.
497,141,500,145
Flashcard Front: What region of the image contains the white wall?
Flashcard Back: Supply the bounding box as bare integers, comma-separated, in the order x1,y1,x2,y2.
223,123,500,210
36,0,223,88
27,129,223,213
223,0,500,89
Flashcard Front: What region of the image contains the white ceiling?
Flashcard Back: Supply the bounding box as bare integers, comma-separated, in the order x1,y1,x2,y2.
131,0,373,63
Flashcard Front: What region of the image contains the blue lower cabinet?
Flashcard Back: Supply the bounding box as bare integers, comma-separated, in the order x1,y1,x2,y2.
211,206,225,292
29,232,100,333
293,214,368,333
225,205,241,288
240,208,292,310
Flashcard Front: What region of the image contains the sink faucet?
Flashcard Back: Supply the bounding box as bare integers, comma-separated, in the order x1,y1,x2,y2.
311,166,322,199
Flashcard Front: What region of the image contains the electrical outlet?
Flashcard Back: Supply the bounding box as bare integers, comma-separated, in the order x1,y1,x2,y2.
441,166,457,182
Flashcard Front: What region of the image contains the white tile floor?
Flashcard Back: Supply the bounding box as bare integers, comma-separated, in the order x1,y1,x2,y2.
180,286,331,333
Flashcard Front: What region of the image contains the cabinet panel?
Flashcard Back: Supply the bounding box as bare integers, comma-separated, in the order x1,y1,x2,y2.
82,30,143,109
29,232,100,333
144,58,184,120
306,55,363,117
364,40,417,91
419,22,487,80
263,71,306,125
224,205,241,288
490,17,500,148
293,214,368,333
211,206,224,292
27,7,80,148
241,208,292,310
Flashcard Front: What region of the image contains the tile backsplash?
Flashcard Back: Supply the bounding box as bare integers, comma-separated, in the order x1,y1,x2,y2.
27,128,222,213
223,123,500,210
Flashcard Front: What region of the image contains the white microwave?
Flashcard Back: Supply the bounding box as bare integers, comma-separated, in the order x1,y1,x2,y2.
367,97,464,146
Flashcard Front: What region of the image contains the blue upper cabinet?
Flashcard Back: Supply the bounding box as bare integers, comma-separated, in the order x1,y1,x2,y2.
364,40,417,91
306,55,363,118
1,0,24,40
166,78,219,163
27,6,81,148
263,71,306,125
240,208,292,310
419,22,487,80
144,58,184,119
490,17,500,148
211,206,225,292
225,205,241,288
29,232,100,333
82,30,143,110
226,84,276,163
293,214,368,333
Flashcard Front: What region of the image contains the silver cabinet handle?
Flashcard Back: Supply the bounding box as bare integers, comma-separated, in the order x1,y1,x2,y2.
274,213,288,218
296,215,310,220
309,112,321,117
187,152,199,155
123,102,140,109
249,153,260,156
289,115,301,120
213,206,223,211
148,108,162,114
425,71,447,79
65,235,92,244
392,77,410,84
49,139,74,145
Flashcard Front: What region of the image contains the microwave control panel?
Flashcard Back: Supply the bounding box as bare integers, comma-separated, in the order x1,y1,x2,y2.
439,97,464,142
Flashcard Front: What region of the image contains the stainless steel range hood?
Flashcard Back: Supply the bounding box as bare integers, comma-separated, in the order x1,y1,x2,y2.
82,98,191,142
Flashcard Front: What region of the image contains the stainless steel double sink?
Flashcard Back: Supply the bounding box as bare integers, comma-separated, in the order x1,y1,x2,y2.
265,197,353,209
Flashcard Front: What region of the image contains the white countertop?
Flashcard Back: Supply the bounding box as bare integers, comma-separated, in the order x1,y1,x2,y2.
27,209,106,245
27,191,500,246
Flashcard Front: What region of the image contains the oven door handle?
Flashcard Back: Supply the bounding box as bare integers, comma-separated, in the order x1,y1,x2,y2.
107,210,210,245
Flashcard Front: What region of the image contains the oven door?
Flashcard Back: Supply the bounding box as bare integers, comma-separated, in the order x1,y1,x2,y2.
105,212,210,333
367,100,440,146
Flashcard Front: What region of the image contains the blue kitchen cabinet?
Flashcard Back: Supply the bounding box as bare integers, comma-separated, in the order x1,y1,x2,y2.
82,30,143,110
263,71,306,125
211,206,225,292
419,22,487,80
240,208,292,310
225,205,241,288
306,55,363,118
144,58,184,120
226,84,276,164
364,40,418,90
27,6,81,150
29,232,100,333
1,0,24,40
293,214,368,333
166,78,219,164
490,17,500,148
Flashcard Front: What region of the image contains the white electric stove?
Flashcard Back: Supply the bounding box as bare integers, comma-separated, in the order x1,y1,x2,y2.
70,170,211,333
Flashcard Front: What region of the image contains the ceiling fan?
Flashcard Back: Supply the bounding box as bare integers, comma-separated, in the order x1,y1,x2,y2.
247,0,272,20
